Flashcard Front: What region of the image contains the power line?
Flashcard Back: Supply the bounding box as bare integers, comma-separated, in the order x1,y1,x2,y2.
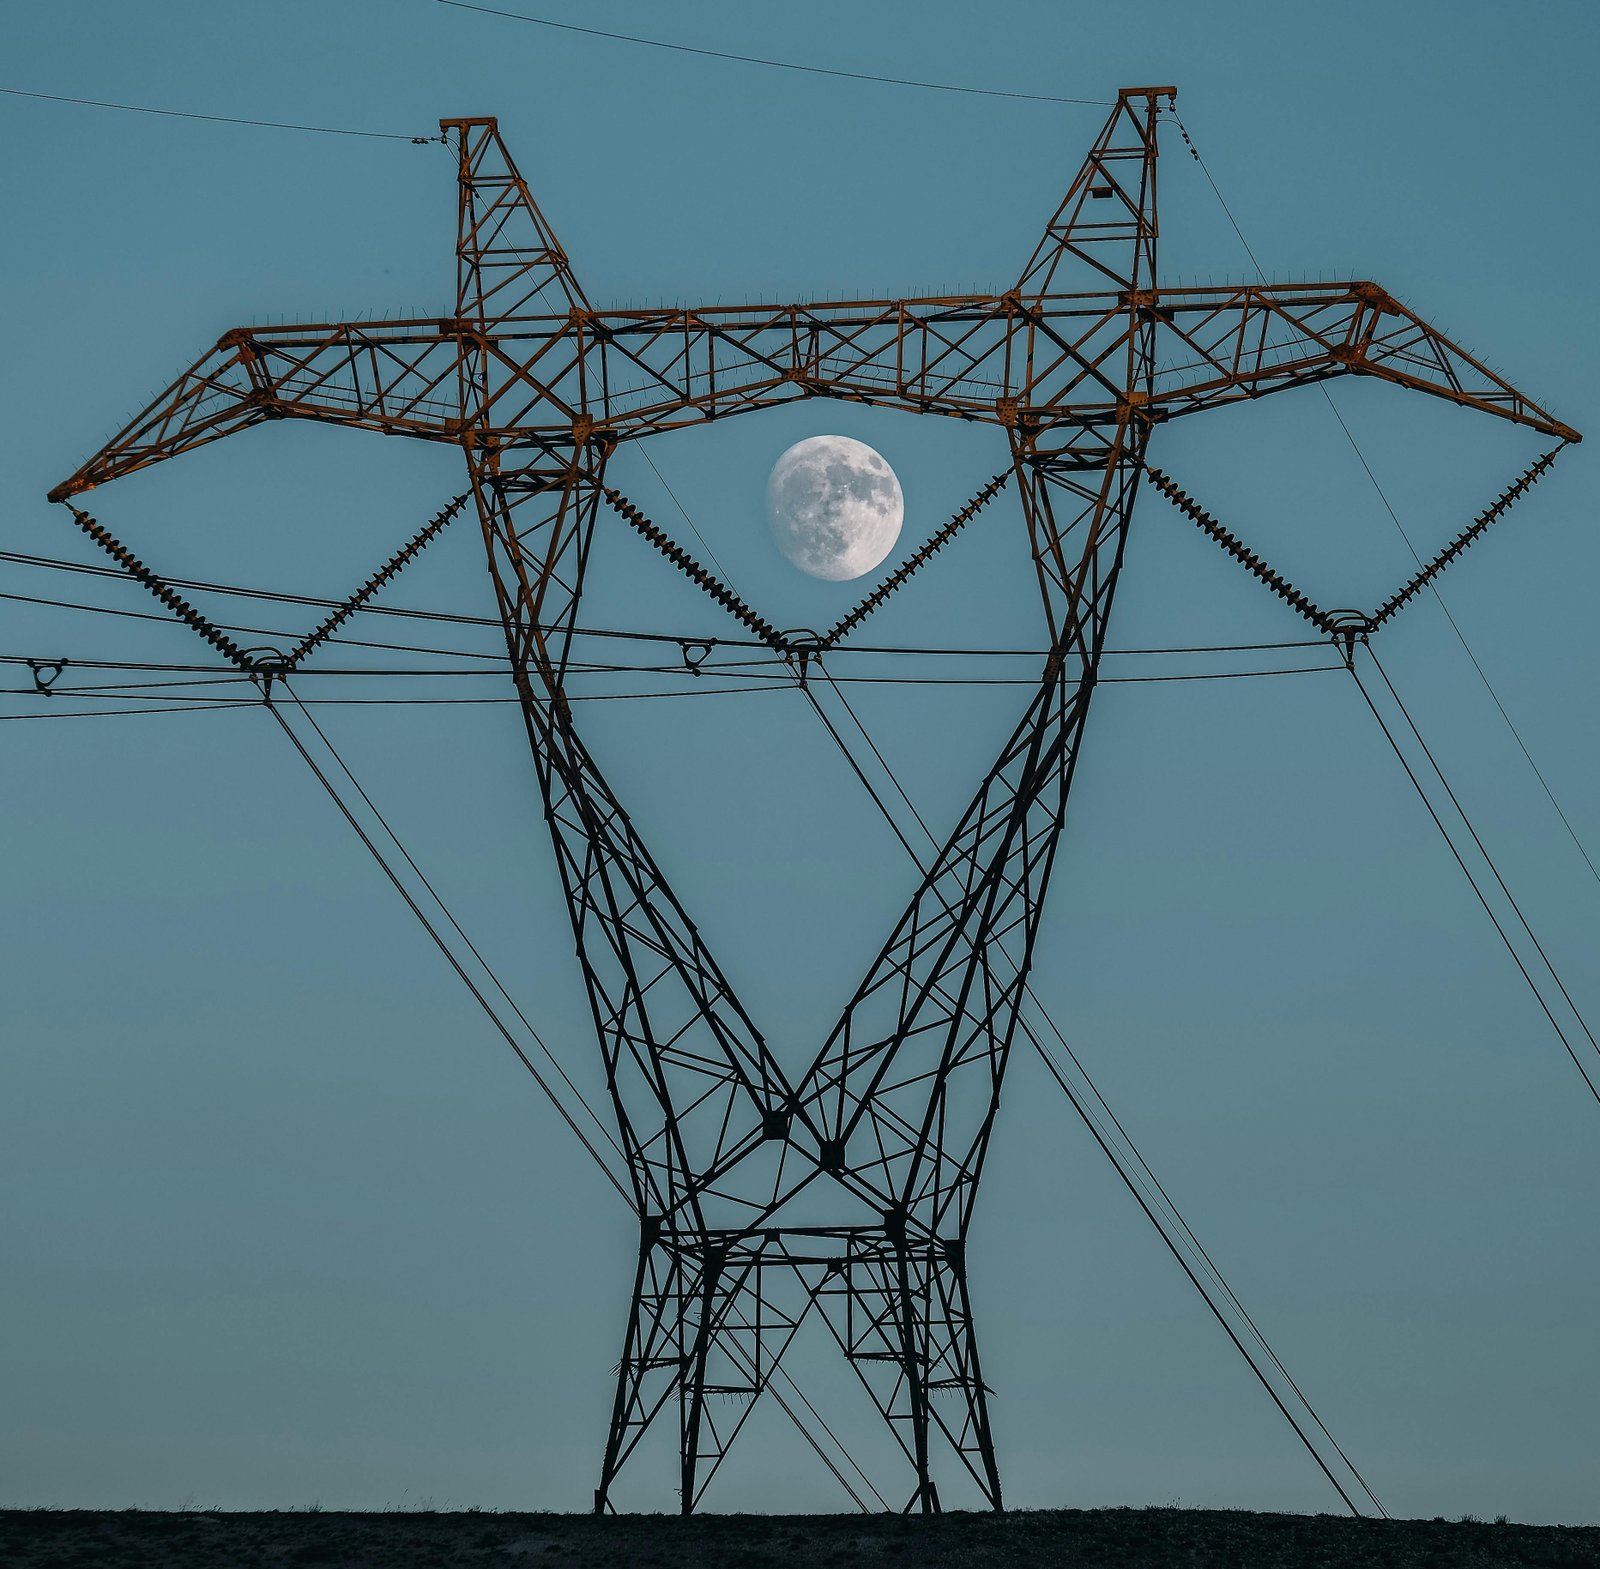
0,682,788,708
282,684,629,1170
1168,112,1266,277
637,448,736,588
798,659,1383,1517
1159,119,1597,1105
0,685,255,702
19,666,1339,687
1319,391,1600,890
47,597,1334,1518
1348,653,1600,1109
0,699,250,722
765,1357,888,1511
0,550,1331,660
0,84,437,142
432,1,1113,107
1368,649,1597,1059
0,687,781,721
1021,1027,1375,1518
1171,109,1598,892
265,686,638,1205
0,585,506,662
701,1307,877,1513
812,663,1386,1516
263,680,903,1509
0,649,1338,682
0,663,1332,728
1018,989,1388,1518
0,664,1332,726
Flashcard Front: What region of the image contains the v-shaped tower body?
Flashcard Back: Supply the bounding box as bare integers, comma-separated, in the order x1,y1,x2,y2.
52,87,1575,1514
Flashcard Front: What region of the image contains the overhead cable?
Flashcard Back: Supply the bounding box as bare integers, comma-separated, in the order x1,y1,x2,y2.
0,699,249,722
1349,649,1600,1108
283,493,470,670
0,84,437,142
266,686,638,1206
283,683,630,1167
1321,390,1598,887
1172,108,1597,890
432,2,1114,106
0,544,1331,658
796,660,1382,1517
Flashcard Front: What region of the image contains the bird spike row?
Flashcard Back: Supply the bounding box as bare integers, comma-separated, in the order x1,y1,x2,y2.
66,507,257,670
1368,445,1565,630
818,470,1013,648
1142,466,1336,633
282,491,471,672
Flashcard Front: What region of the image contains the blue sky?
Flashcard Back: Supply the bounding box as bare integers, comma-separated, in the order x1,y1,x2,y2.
2,0,1597,1522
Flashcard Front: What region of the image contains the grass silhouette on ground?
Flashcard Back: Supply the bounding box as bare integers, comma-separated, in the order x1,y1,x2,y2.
3,1505,1599,1568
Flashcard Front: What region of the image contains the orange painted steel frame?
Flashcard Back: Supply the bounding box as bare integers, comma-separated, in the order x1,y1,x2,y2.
52,87,1576,1515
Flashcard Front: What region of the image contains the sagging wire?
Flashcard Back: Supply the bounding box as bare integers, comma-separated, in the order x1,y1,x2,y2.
1321,397,1598,890
1,543,1335,658
0,655,1344,694
799,657,1387,1519
1347,645,1600,1109
0,699,253,722
715,1329,874,1514
1,84,440,143
1146,439,1598,1110
1168,107,1597,891
263,680,637,1209
432,2,1114,107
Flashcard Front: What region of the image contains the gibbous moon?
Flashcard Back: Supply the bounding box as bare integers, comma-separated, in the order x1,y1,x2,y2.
766,435,904,581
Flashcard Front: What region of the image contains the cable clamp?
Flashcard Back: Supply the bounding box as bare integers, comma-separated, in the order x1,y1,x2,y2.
781,630,822,690
679,639,712,675
1324,610,1372,669
241,646,288,701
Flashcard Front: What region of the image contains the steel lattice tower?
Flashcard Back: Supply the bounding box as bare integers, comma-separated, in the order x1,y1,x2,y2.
50,86,1576,1514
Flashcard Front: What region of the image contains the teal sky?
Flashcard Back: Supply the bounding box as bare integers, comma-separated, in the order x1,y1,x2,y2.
3,0,1597,1522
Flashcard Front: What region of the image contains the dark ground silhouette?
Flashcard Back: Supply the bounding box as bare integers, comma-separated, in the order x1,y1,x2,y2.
3,1506,1598,1568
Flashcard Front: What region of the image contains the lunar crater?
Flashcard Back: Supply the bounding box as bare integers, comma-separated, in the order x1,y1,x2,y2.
766,435,905,581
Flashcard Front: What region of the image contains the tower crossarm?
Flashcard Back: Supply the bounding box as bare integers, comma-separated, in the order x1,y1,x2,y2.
47,319,477,502
1146,281,1578,439
41,83,1583,1519
49,278,1574,509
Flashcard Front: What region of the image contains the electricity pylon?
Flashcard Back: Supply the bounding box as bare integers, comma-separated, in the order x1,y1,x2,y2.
51,86,1576,1514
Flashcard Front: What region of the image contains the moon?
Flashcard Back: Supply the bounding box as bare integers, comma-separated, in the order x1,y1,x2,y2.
766,435,904,581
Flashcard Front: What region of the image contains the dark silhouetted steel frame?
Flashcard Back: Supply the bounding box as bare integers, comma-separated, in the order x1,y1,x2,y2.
51,87,1577,1515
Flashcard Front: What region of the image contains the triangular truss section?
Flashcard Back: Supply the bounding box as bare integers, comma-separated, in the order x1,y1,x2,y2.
50,84,1578,1515
1145,446,1567,638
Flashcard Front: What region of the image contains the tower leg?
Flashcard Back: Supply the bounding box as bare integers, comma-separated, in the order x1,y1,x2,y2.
595,1235,678,1515
678,1246,723,1515
945,1248,1003,1510
892,1241,935,1513
595,1234,772,1514
817,1232,1003,1511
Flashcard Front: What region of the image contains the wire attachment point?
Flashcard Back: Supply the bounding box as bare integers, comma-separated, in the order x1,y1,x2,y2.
1324,611,1372,669
26,658,66,694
